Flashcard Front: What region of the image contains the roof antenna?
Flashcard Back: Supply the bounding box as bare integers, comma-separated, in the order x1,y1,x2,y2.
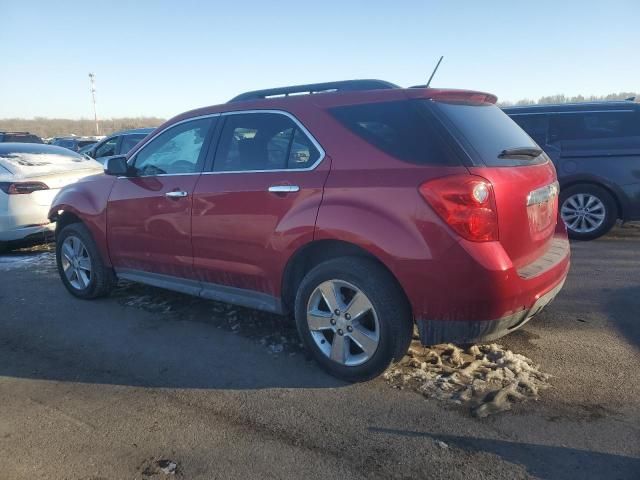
425,56,444,88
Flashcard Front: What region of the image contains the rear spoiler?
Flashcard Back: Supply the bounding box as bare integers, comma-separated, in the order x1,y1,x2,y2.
407,88,498,105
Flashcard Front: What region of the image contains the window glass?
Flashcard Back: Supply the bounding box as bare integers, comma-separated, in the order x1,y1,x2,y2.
95,137,119,158
213,113,319,172
329,100,459,165
511,115,549,145
434,101,540,166
119,134,146,154
288,128,320,167
134,118,212,176
549,111,640,142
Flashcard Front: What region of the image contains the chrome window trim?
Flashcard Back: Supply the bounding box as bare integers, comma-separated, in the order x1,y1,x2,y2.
508,109,635,116
202,109,326,175
120,109,325,178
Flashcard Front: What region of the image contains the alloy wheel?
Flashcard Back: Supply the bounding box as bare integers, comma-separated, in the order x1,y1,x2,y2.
561,193,606,234
306,279,380,366
61,235,92,290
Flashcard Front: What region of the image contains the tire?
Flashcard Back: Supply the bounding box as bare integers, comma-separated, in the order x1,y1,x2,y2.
560,184,618,241
294,256,412,382
56,222,115,299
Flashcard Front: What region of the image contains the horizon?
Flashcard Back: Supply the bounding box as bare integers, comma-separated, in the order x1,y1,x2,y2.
1,0,639,120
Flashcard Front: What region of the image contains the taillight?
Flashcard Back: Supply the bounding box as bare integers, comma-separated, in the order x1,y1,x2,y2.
0,181,49,195
419,174,499,242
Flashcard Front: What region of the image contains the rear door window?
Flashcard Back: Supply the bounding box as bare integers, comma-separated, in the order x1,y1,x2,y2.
548,111,640,153
329,100,459,166
433,101,544,166
212,113,320,172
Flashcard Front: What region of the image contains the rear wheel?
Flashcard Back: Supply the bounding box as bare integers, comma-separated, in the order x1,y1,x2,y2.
560,184,617,240
56,223,115,299
294,257,412,382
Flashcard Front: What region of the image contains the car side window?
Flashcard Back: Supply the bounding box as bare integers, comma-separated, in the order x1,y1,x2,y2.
133,118,213,176
119,134,147,155
213,113,320,172
512,115,549,146
95,137,119,158
549,111,640,143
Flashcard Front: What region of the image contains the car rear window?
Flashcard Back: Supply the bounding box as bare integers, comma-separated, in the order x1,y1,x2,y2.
434,102,544,166
329,100,460,166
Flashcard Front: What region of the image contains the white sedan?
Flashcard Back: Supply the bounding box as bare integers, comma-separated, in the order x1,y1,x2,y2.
0,143,103,251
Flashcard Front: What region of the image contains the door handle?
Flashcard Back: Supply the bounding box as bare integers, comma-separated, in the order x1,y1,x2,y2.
268,185,300,193
165,190,188,199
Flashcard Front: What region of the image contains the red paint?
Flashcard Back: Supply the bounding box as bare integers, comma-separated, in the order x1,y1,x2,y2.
107,175,200,277
49,85,569,333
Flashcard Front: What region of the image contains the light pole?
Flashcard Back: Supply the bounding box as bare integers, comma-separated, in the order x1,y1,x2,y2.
88,73,99,135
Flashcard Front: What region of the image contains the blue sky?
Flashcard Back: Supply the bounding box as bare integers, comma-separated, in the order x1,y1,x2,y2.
1,0,638,119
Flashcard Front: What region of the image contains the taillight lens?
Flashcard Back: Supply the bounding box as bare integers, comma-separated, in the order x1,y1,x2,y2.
419,174,499,242
0,181,50,195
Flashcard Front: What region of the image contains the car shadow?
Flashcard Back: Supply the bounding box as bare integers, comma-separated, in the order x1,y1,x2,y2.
369,427,640,480
0,267,345,390
604,285,640,350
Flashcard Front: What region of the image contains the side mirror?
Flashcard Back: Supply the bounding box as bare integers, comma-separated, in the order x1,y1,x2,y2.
104,155,129,176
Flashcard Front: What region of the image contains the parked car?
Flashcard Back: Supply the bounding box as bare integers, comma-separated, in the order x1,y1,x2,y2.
0,131,43,144
51,137,99,153
504,101,640,240
0,143,102,251
83,128,154,164
49,80,570,381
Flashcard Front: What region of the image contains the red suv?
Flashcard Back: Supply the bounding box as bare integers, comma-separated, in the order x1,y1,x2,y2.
49,80,570,381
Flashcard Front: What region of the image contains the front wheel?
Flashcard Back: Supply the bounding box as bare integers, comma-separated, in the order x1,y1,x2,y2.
56,223,115,299
560,184,618,240
294,257,412,382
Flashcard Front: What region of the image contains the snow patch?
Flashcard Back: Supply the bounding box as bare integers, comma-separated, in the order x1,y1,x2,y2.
0,250,55,272
384,343,551,417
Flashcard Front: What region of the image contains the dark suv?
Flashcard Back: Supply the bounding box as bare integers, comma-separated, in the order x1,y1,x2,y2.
49,80,569,381
504,101,640,240
0,131,43,144
83,128,154,164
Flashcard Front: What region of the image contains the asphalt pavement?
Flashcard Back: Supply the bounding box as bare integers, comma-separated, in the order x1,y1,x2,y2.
0,224,639,479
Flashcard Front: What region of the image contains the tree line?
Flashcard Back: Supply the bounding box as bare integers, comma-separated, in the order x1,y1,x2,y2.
499,92,638,107
0,117,166,139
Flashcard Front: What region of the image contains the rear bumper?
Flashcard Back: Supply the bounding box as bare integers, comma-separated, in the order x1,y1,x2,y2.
0,222,55,242
416,276,566,344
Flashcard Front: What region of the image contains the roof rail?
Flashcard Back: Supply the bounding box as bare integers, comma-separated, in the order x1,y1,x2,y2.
228,79,399,103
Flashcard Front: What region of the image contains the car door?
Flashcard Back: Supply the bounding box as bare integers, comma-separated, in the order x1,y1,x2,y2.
191,111,329,306
107,116,216,280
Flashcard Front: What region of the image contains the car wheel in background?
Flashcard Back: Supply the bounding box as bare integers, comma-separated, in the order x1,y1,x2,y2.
56,223,115,299
560,184,618,241
294,256,413,382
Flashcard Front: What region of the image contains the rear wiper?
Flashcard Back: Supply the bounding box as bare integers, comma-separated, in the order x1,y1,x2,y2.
498,147,543,159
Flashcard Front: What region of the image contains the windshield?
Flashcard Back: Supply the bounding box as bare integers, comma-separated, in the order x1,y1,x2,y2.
432,101,545,166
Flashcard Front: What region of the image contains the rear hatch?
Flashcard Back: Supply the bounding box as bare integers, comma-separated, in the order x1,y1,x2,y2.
430,99,559,268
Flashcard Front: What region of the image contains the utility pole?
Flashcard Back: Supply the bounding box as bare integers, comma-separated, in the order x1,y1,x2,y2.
88,73,99,135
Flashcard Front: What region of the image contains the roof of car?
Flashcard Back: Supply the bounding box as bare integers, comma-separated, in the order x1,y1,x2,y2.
162,81,497,128
502,101,639,114
114,128,155,135
0,142,83,157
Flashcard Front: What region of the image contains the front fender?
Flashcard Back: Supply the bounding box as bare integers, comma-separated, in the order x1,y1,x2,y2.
49,174,116,266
